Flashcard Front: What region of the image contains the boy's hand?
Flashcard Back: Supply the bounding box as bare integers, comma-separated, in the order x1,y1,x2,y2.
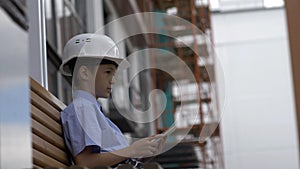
129,134,166,158
150,134,167,153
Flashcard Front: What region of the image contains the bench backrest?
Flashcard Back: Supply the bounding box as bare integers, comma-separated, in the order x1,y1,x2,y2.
30,78,71,168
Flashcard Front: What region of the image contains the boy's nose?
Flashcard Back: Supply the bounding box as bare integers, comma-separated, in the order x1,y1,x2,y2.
111,76,116,84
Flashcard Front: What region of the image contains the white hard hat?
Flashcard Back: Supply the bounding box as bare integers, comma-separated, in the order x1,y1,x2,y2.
60,33,129,76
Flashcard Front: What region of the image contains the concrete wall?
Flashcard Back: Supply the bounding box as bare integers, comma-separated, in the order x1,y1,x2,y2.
0,9,31,168
212,8,299,169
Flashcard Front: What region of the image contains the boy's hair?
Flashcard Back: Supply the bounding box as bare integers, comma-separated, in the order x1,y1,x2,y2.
66,57,118,76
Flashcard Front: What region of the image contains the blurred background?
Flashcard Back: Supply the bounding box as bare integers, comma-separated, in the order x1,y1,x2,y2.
0,0,299,169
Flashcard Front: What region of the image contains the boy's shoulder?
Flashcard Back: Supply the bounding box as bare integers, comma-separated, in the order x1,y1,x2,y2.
60,100,76,119
61,97,97,117
63,96,92,110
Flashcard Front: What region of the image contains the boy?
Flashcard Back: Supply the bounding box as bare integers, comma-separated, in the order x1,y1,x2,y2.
59,33,165,169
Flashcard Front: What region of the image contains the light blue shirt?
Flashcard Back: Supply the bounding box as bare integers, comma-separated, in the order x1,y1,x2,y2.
61,90,129,157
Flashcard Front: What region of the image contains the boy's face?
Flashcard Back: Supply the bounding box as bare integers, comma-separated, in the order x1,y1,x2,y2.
94,64,117,98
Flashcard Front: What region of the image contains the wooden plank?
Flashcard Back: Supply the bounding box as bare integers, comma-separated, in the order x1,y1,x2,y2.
30,78,66,110
32,134,70,165
32,119,65,150
33,149,67,168
31,91,61,122
33,164,42,169
285,0,300,160
31,104,62,136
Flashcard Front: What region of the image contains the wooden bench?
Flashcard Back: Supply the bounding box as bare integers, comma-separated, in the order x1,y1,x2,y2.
30,78,162,169
30,78,70,168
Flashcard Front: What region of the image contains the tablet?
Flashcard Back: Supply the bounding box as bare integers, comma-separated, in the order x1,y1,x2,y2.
162,125,177,136
151,125,177,143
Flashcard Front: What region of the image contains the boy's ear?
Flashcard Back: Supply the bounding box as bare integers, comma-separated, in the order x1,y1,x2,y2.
78,65,89,80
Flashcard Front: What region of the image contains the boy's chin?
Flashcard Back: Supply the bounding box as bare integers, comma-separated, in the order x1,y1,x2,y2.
97,93,110,98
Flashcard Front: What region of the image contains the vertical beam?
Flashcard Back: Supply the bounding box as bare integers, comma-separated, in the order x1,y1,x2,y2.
146,0,160,135
50,0,63,55
285,0,300,162
28,0,48,89
86,0,104,33
190,0,207,168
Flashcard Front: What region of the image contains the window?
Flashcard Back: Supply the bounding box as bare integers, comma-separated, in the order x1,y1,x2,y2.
263,0,284,8
45,0,88,104
210,0,284,12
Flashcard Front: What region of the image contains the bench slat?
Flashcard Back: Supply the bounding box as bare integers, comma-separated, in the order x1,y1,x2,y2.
31,91,61,122
33,164,42,169
31,104,62,136
30,78,66,110
32,134,69,165
32,119,65,150
33,149,67,168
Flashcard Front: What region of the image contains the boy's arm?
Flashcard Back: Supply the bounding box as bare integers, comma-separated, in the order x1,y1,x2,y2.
75,135,165,168
75,146,127,168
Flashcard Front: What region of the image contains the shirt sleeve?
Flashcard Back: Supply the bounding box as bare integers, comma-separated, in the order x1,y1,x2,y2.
65,99,104,157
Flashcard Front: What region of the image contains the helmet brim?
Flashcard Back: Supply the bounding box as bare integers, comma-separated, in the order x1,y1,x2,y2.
60,55,130,76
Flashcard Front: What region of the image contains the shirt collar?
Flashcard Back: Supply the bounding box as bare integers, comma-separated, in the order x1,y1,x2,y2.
73,90,99,106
